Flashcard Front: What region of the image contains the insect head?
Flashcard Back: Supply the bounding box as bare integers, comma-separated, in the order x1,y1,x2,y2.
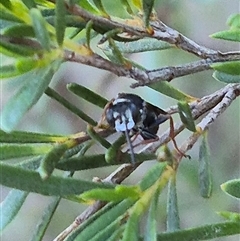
104,93,169,164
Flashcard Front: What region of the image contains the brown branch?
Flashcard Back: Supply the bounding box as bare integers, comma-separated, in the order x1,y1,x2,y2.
63,4,240,88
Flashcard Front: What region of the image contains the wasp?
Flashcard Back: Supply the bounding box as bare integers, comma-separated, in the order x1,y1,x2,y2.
104,93,173,164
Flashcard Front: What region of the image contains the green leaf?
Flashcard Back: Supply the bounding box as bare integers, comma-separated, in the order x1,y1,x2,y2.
121,212,139,241
0,0,12,9
57,153,155,171
67,200,134,241
227,13,240,29
55,0,66,46
0,162,113,196
167,174,180,231
211,61,240,75
22,0,37,9
139,162,167,191
0,64,20,79
30,8,51,51
142,0,155,28
120,0,134,15
80,185,141,202
1,65,55,132
67,83,108,109
57,154,108,171
0,37,37,57
213,71,240,83
0,129,67,143
105,135,126,164
221,179,240,199
78,0,102,15
150,81,196,102
0,144,52,160
3,24,35,37
210,29,240,42
113,38,173,53
29,197,61,241
0,189,28,231
198,132,212,198
150,222,240,241
144,192,158,241
0,7,23,22
38,141,76,180
178,101,196,132
92,0,109,17
217,211,240,222
45,87,97,126
85,20,93,48
87,124,111,149
0,58,39,79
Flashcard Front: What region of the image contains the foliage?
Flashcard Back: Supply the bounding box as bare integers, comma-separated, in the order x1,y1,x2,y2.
0,1,240,241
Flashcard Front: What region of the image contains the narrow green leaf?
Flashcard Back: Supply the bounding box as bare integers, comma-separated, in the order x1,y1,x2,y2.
87,124,111,149
139,162,167,191
211,61,240,75
0,0,12,9
0,189,28,231
105,135,126,164
1,65,55,132
38,141,75,180
150,81,196,102
149,222,240,241
0,7,23,22
15,57,39,73
22,0,37,8
113,38,173,53
85,20,93,48
45,87,97,126
120,0,134,14
67,83,108,109
198,132,212,198
121,212,139,241
55,0,66,46
92,0,109,17
142,0,155,28
227,13,240,29
0,129,67,143
30,8,51,51
0,37,37,57
144,192,158,241
78,0,102,15
0,144,52,160
57,153,155,171
217,211,240,222
213,70,240,83
68,200,134,241
81,185,141,202
0,58,38,79
221,179,240,199
167,174,180,231
0,162,113,196
210,29,240,42
3,24,35,37
29,197,61,241
0,64,19,79
178,101,196,132
57,154,109,171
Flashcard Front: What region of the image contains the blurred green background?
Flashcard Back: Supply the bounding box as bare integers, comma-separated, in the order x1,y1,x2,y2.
1,0,239,240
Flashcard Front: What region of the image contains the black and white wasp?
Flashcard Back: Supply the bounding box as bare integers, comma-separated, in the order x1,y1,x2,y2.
104,93,170,164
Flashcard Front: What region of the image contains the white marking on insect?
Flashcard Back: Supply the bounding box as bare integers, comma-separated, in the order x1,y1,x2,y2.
113,98,131,105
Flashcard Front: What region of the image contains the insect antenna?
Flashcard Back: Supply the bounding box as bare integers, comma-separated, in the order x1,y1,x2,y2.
124,122,135,165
